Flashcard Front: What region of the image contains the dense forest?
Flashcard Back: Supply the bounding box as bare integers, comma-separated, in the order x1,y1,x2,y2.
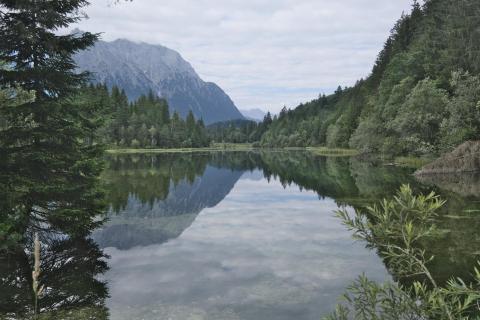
258,0,480,156
80,85,210,148
206,113,273,143
77,84,210,148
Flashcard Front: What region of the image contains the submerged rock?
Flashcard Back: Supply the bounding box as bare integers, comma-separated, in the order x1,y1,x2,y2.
415,141,480,175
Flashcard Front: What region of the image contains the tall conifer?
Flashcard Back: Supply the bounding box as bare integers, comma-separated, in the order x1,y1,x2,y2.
0,1,104,238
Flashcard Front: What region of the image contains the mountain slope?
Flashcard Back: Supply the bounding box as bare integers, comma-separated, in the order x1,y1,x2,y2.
74,38,244,124
240,108,266,122
260,0,480,155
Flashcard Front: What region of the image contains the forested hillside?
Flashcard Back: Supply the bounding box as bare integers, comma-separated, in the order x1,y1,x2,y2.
260,0,480,156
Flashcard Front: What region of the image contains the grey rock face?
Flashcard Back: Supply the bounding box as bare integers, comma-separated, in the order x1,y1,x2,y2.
75,39,244,124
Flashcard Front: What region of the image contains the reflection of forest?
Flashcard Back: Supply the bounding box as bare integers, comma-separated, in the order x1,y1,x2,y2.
95,158,244,249
100,151,480,286
256,151,480,286
256,151,480,287
2,151,479,318
0,236,108,319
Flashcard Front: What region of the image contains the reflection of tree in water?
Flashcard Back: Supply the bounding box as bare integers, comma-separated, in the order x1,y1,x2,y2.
0,236,108,319
102,151,266,215
103,153,211,212
258,152,480,287
96,152,247,249
5,150,471,318
102,151,480,286
257,151,418,206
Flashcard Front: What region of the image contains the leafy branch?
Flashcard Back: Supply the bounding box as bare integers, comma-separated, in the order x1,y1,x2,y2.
325,185,480,319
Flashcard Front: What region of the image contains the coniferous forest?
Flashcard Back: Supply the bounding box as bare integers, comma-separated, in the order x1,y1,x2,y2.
80,85,210,148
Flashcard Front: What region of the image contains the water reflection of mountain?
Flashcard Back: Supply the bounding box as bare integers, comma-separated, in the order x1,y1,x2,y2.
96,151,480,285
93,166,243,250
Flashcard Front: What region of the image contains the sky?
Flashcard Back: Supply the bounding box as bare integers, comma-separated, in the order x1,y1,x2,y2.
75,0,414,113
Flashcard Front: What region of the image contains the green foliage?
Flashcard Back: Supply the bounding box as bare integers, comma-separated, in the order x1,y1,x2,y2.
0,84,35,249
259,0,480,155
81,86,211,148
207,119,261,143
325,269,480,320
337,185,444,280
390,79,448,154
440,72,480,150
0,0,105,240
329,185,480,319
324,275,424,320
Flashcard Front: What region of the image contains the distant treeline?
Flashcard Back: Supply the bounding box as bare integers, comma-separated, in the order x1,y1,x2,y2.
206,113,273,144
81,83,279,149
81,84,210,148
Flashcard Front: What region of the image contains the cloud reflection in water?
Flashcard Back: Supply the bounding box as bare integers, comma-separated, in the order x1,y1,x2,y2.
104,170,389,320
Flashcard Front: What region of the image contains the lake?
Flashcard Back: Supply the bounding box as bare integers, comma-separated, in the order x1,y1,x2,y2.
1,151,479,319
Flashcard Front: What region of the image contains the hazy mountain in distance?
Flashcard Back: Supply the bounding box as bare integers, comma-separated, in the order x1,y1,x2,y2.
74,35,244,124
240,108,267,122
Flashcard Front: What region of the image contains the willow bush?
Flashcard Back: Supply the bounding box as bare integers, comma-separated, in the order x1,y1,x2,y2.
325,185,480,320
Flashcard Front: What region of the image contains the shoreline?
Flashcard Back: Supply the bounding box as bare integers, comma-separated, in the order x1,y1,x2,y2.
105,145,360,156
104,145,431,170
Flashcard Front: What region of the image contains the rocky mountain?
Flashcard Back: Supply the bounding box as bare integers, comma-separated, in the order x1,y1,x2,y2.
74,37,244,124
240,108,267,122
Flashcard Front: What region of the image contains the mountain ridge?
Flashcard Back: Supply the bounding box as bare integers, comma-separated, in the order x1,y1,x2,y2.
74,37,244,124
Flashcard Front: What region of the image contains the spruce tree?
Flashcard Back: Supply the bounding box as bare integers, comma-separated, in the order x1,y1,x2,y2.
0,1,105,239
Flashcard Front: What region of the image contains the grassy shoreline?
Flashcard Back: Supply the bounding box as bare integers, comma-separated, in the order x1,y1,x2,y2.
106,143,254,154
305,147,359,156
105,144,361,156
105,145,432,170
392,156,435,169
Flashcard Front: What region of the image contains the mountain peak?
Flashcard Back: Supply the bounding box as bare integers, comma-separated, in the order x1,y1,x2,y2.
74,39,244,124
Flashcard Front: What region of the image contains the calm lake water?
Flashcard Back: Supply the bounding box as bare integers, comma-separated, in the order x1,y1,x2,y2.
94,151,479,320
1,151,479,319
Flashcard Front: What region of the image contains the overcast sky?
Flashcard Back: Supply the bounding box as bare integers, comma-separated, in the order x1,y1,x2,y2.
75,0,414,112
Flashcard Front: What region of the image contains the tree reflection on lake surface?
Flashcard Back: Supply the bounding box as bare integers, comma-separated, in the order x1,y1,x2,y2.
1,151,479,319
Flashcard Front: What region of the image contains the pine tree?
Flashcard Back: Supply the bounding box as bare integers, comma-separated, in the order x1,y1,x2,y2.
186,110,196,134
0,1,105,238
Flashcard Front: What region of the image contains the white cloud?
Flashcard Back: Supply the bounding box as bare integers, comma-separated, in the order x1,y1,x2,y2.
76,0,414,112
